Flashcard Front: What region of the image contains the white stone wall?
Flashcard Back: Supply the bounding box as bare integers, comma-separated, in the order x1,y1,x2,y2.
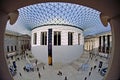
32,25,84,46
4,30,31,57
53,45,83,64
31,25,84,64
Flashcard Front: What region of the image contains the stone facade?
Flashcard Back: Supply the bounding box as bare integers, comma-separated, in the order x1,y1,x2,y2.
4,30,31,57
84,31,112,56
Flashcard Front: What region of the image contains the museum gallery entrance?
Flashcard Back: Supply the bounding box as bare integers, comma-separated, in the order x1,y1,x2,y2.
48,29,52,65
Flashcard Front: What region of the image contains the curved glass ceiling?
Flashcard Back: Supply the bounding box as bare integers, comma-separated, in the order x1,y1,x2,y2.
6,2,111,36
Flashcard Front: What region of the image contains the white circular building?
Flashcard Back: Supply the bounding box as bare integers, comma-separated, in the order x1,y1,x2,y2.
31,24,84,65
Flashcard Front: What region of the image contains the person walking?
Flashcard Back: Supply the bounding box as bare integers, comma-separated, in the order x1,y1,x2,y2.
94,65,97,69
43,66,45,70
84,77,87,80
37,67,39,71
90,67,93,71
38,72,41,79
89,72,91,76
65,76,67,80
35,59,38,65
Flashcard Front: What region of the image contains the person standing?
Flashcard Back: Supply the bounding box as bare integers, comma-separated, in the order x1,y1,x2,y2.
35,60,38,65
98,61,103,72
13,61,17,71
99,61,103,68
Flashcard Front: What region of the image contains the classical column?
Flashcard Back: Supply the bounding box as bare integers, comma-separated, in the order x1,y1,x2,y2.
87,40,89,51
105,35,107,53
92,40,94,51
110,35,112,53
102,36,105,53
0,11,14,80
106,35,110,53
99,36,101,52
90,40,92,51
89,40,90,51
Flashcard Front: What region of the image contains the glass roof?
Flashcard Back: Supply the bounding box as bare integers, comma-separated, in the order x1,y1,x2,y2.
6,2,111,36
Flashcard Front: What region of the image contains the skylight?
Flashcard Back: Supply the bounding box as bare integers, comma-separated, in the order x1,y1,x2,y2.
6,2,111,36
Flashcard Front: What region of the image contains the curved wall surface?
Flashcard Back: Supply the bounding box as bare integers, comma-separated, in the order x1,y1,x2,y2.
31,25,84,64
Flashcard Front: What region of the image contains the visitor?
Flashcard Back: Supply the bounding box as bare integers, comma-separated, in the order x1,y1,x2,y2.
11,56,13,60
95,59,98,61
19,72,22,77
84,77,87,80
37,67,39,71
35,60,38,65
99,61,103,68
65,76,67,80
89,51,93,59
23,66,26,71
43,66,45,70
89,72,91,76
38,72,41,78
17,57,20,61
90,67,93,71
57,71,62,76
94,65,97,69
98,68,101,72
13,61,17,71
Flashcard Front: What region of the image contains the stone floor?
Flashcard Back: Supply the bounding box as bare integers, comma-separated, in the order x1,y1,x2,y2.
7,51,109,80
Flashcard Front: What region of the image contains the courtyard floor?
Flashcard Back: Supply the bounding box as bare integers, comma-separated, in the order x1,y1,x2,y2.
7,51,108,80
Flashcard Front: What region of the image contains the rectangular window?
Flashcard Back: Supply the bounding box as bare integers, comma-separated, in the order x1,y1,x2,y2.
21,45,23,50
41,32,47,45
54,31,61,46
68,32,73,45
7,46,9,52
78,33,80,45
15,45,17,51
33,33,37,44
11,46,13,52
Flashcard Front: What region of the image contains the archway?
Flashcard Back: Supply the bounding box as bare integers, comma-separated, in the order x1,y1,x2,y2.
0,0,120,80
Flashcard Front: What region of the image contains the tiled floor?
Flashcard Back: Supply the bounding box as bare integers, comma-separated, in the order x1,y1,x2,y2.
7,51,108,80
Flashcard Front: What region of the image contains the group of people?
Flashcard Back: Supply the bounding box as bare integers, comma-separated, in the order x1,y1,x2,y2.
57,71,68,80
8,50,104,80
83,51,104,80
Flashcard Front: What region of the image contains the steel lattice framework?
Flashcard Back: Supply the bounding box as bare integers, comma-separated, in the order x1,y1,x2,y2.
6,2,111,36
